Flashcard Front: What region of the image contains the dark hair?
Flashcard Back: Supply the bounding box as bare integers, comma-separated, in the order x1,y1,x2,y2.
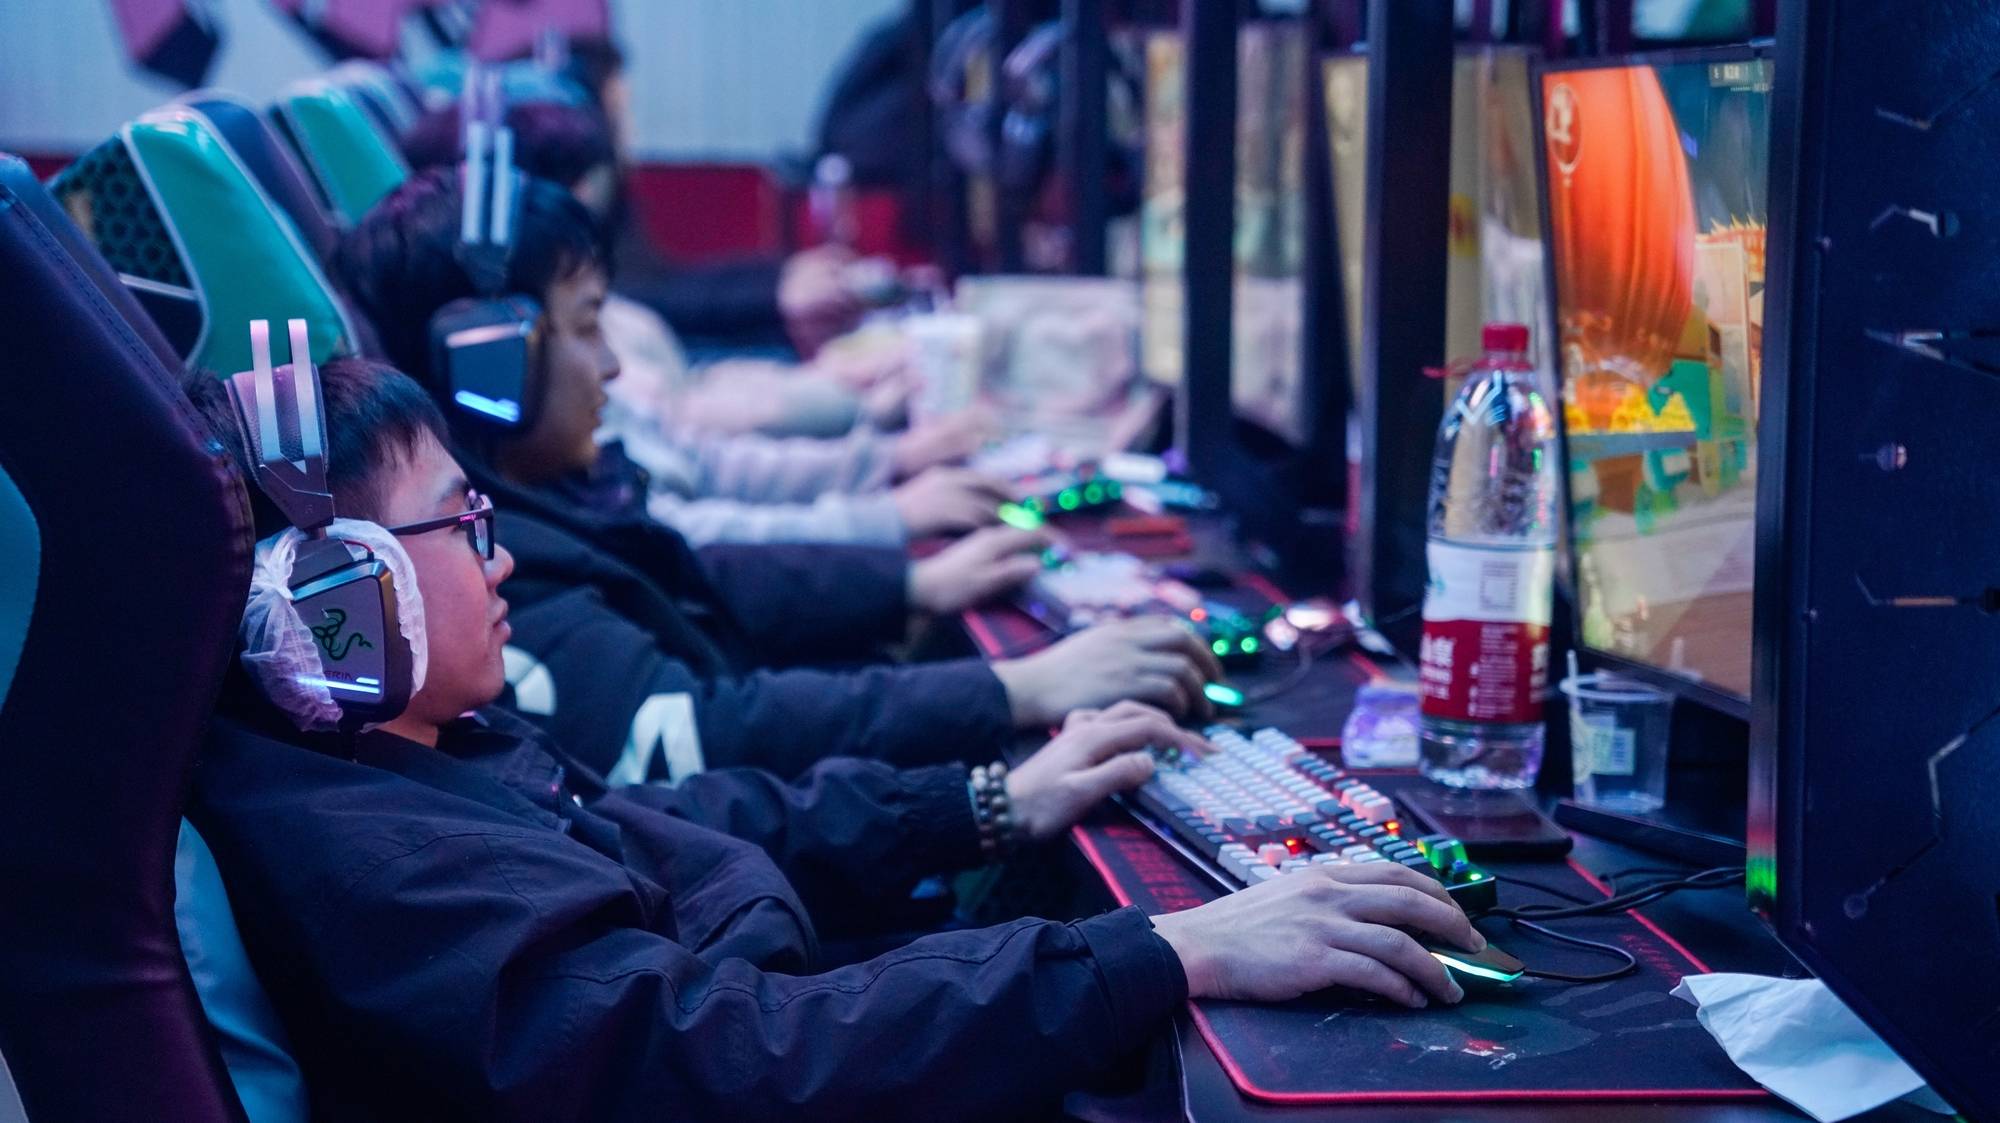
564,38,627,112
332,165,606,392
401,101,617,190
183,357,451,531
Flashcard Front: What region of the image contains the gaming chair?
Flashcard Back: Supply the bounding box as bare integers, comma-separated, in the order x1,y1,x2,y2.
0,150,255,1120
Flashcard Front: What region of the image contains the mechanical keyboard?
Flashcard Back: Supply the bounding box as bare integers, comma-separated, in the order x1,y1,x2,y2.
1128,726,1499,911
1023,551,1201,631
1023,552,1268,665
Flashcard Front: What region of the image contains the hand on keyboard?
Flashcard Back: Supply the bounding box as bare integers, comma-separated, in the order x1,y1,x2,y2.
991,617,1228,727
1007,703,1211,841
1147,863,1485,1008
908,525,1054,615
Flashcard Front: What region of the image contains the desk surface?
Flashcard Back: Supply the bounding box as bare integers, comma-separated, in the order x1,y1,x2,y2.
956,515,1929,1122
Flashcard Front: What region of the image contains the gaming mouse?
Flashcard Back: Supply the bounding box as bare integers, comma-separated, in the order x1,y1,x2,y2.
1424,941,1525,985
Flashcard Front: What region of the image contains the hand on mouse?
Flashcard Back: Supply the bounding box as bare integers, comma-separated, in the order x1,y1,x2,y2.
1005,703,1211,841
1148,863,1486,1007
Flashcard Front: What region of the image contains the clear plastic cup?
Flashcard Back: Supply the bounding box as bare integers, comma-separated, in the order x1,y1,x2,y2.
903,312,983,424
1559,673,1674,813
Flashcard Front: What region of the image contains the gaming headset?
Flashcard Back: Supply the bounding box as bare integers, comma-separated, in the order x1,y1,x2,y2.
929,10,1141,200
427,67,544,433
226,318,414,728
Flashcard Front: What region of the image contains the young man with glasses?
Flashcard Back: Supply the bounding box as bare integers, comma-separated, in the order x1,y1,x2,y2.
182,357,1483,1121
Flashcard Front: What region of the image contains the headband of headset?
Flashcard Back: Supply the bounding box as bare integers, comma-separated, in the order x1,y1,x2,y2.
228,321,415,729
431,64,545,432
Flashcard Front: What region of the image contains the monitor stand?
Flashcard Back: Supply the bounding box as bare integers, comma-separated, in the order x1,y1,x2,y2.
1554,760,1748,868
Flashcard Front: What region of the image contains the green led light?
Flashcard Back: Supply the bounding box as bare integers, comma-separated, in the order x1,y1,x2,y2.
1467,872,1485,881
1211,639,1229,656
1082,483,1104,504
1203,682,1244,707
1024,497,1044,512
1057,490,1081,511
1429,951,1522,983
1241,637,1260,654
997,503,1044,531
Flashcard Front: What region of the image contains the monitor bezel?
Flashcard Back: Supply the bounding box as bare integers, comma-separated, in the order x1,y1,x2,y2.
1530,42,1775,721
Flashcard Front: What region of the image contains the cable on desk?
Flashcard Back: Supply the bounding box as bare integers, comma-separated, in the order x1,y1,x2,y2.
1507,919,1640,982
1602,863,1706,890
1244,640,1318,703
1492,874,1597,907
1480,867,1745,922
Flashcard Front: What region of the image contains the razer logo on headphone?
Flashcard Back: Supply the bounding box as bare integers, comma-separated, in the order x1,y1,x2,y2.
311,608,375,662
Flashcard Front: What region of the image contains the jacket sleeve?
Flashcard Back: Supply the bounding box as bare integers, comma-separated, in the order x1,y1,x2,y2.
648,491,906,548
695,541,913,659
319,837,1187,1123
674,427,896,504
596,759,981,919
679,362,862,438
507,587,1015,782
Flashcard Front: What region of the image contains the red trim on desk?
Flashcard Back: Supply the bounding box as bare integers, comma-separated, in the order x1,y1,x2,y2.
1569,858,1717,976
960,609,1009,660
1070,824,1137,908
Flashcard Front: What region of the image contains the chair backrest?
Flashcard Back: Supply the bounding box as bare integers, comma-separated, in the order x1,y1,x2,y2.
0,140,254,1123
270,79,410,227
178,92,341,267
0,154,183,375
325,59,423,139
49,106,360,375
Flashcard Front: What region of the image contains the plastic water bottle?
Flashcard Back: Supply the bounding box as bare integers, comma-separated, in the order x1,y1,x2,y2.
1417,323,1559,789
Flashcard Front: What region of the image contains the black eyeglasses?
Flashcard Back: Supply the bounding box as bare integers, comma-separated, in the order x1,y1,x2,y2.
387,491,496,560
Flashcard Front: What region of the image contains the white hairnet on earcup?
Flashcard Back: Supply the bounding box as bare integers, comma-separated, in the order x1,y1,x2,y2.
240,519,428,731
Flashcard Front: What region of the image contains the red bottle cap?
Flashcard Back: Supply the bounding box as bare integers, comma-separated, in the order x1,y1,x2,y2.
1482,323,1530,353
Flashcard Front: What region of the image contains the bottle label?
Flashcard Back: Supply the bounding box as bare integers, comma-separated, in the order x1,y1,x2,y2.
1418,541,1554,725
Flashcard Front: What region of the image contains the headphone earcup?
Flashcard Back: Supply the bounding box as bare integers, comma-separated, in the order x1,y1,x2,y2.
288,537,413,729
429,294,544,432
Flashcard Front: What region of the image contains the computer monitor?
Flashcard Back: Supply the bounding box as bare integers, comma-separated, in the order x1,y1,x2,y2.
1229,19,1310,449
1537,48,1772,715
1444,46,1550,393
1320,51,1368,409
1753,3,1997,1115
1138,27,1186,388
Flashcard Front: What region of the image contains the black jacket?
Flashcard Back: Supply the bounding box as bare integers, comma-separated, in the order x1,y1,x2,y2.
191,708,1186,1122
475,450,1016,781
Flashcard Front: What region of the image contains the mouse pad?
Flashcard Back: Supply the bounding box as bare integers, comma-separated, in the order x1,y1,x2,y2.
1071,819,1767,1105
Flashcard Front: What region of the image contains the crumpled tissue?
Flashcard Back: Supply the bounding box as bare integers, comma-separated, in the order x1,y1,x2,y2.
1671,973,1955,1122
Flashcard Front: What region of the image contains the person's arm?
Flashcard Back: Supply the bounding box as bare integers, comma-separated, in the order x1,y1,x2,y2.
505,587,1015,781
695,541,912,659
694,528,1050,663
678,363,862,438
648,490,906,548
318,833,1186,1123
599,758,980,922
676,427,896,504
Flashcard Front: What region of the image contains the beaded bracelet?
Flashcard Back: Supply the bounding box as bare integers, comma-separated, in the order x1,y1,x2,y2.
967,761,1024,860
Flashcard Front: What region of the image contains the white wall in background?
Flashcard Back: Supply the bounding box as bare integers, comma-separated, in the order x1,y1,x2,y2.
0,0,905,160
619,0,906,162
